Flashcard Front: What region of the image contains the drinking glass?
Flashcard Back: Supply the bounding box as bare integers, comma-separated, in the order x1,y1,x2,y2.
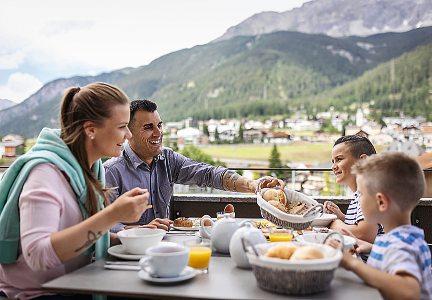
268,228,294,242
183,238,212,273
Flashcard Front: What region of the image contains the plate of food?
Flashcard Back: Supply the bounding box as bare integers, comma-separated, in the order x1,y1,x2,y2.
171,217,200,231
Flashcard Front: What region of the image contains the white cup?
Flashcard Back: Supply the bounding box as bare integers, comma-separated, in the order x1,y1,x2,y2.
139,242,189,278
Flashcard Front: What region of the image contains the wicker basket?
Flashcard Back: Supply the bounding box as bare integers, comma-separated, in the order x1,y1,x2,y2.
257,188,323,230
245,241,342,295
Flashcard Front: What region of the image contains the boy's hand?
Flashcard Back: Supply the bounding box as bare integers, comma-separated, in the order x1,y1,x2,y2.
324,201,345,220
340,250,360,271
340,228,373,254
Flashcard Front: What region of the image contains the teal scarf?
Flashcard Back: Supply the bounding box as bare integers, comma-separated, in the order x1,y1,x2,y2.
0,128,109,264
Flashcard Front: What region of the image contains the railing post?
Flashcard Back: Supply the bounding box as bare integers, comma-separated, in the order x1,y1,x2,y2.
291,170,296,190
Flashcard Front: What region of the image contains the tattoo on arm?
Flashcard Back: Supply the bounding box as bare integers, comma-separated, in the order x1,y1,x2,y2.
74,230,103,253
222,171,241,192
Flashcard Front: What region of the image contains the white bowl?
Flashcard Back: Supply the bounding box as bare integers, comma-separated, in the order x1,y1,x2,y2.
310,213,337,227
117,228,166,254
296,232,356,250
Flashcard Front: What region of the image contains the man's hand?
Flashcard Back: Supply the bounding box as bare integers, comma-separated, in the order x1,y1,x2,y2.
256,176,285,192
324,201,345,221
123,218,173,231
146,218,173,231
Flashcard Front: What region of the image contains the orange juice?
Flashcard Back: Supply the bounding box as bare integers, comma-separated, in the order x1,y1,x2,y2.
269,232,294,242
188,246,212,269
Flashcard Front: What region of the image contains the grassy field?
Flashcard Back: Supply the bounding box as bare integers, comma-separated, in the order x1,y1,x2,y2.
200,142,333,164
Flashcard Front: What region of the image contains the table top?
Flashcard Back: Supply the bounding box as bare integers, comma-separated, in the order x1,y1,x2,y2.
43,235,382,300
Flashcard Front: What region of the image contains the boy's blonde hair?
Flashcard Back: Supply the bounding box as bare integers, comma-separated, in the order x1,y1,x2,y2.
352,152,425,210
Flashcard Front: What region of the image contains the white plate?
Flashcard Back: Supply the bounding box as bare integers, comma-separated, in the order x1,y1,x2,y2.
310,213,337,227
107,245,146,260
138,266,197,283
172,226,199,231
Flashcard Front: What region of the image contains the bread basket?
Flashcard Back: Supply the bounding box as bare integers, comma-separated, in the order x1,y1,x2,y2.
243,237,343,295
257,188,323,230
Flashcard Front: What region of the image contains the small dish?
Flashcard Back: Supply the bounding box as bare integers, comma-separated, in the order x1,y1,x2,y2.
107,245,146,260
138,266,197,283
310,213,337,227
172,226,200,231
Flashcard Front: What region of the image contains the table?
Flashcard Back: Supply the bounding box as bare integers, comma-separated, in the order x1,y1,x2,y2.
43,235,382,300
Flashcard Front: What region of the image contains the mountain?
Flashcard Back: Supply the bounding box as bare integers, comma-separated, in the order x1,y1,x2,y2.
0,99,15,111
1,27,431,137
216,0,432,41
308,43,432,119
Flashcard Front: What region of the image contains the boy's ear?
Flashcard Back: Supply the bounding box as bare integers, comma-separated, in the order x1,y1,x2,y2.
359,154,368,160
376,192,390,212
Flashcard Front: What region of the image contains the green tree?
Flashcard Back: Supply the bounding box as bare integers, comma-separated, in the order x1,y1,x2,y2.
214,128,220,144
203,124,209,137
237,123,244,143
268,144,284,178
171,141,179,152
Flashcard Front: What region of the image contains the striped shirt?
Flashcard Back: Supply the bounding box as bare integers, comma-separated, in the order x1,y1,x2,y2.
344,191,364,225
368,225,432,300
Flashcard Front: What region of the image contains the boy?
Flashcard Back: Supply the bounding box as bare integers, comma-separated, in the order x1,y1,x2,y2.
324,135,380,243
340,152,432,299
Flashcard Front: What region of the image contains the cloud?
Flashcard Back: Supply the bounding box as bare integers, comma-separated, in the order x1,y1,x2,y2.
0,51,26,70
0,72,43,102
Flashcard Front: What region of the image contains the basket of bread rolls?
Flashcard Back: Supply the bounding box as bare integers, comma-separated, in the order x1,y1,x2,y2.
257,186,323,230
244,241,342,295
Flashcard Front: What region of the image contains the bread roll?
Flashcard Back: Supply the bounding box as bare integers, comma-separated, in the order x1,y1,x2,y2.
268,200,287,212
266,245,298,259
262,189,278,201
290,246,324,260
262,189,287,206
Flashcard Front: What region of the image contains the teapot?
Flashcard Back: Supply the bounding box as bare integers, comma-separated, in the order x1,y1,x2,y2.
229,221,266,269
201,214,239,254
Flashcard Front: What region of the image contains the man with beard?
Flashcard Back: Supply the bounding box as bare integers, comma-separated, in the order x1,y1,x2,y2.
104,99,278,232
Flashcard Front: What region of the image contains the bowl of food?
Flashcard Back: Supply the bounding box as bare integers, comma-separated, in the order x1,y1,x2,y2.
117,228,166,255
257,188,323,230
245,241,342,295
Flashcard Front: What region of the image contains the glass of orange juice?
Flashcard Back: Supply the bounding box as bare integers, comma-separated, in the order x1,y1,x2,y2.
184,238,212,273
269,229,294,242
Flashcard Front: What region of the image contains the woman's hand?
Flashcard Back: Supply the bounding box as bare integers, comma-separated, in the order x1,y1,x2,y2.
108,187,152,224
324,201,345,220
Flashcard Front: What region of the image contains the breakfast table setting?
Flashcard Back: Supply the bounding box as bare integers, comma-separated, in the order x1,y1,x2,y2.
42,184,383,299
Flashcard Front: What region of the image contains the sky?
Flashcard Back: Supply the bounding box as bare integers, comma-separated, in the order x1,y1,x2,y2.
0,0,310,103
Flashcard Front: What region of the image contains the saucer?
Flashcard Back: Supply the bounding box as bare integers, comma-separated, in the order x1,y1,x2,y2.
138,266,197,283
107,245,146,260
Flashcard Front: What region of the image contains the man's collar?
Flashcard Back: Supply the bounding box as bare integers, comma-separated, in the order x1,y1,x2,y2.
124,142,165,170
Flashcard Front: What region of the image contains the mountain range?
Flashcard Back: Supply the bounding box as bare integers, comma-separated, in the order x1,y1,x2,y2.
1,0,432,138
0,99,14,111
1,26,431,137
216,0,432,41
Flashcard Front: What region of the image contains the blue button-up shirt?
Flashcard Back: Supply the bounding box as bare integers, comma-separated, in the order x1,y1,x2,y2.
104,142,227,231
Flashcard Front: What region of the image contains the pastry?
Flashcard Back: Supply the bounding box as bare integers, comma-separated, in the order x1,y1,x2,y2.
173,217,193,227
268,200,287,212
262,189,287,206
265,245,298,259
290,246,324,260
